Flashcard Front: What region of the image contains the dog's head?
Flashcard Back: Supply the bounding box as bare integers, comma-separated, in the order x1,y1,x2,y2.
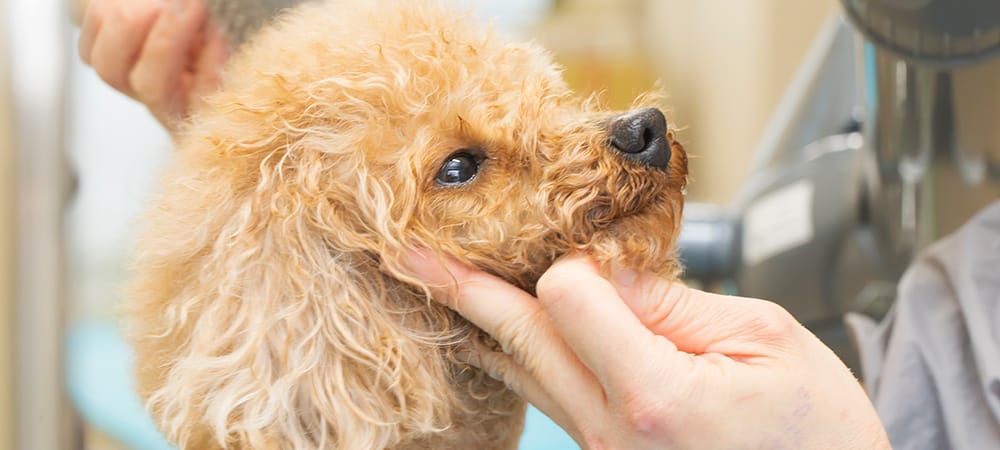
204,2,687,292
132,0,686,448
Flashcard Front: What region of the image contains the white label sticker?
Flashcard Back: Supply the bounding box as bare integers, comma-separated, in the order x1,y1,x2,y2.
742,181,815,266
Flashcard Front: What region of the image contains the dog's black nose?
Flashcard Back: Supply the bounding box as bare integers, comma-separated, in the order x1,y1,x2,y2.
609,107,671,170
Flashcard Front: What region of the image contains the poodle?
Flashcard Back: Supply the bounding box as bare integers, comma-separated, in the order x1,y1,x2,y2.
127,0,688,448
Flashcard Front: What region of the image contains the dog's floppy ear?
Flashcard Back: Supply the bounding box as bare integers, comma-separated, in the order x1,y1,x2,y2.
127,138,456,449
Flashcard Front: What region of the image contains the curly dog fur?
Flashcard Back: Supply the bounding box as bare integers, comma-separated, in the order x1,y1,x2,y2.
127,0,688,448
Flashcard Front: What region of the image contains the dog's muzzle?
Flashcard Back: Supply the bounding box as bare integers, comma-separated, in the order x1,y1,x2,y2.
608,107,671,171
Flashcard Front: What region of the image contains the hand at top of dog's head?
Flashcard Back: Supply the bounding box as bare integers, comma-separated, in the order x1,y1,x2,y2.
130,1,687,448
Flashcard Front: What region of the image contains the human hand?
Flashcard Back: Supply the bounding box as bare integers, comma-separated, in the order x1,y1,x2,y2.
402,252,890,450
78,0,228,132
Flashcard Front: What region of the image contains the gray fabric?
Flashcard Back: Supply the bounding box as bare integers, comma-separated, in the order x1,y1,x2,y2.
205,0,312,46
846,199,1000,450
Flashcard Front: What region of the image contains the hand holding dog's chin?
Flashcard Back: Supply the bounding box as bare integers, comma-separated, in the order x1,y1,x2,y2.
402,251,890,450
78,0,227,133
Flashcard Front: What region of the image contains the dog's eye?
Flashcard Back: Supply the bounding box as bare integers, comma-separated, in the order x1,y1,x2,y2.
435,152,480,186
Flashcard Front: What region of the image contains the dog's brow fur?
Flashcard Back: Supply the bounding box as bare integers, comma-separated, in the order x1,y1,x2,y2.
127,0,688,448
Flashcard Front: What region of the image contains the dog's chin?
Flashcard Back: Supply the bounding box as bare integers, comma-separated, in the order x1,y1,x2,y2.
502,205,679,295
476,177,680,293
589,203,682,276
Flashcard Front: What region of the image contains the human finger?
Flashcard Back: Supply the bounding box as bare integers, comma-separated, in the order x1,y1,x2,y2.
535,255,675,388
86,0,164,95
78,0,105,64
130,0,208,125
459,341,583,442
400,250,607,431
609,265,805,357
400,249,541,327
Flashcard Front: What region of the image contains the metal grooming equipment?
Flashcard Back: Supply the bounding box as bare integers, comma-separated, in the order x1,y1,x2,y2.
678,0,1000,368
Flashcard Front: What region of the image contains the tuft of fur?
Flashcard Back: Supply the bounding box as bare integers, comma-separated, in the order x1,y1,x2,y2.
128,0,688,449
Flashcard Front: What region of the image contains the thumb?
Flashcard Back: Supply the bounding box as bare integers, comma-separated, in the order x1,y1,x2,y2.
609,266,805,357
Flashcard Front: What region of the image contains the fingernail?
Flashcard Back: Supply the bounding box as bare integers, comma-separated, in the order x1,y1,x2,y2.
454,349,478,367
400,248,433,275
611,263,638,288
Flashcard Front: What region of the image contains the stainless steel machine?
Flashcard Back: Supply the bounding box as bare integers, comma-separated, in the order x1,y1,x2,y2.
679,0,1000,368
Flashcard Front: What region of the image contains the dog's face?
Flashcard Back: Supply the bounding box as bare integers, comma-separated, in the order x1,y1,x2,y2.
206,2,687,292
134,1,686,448
401,66,688,290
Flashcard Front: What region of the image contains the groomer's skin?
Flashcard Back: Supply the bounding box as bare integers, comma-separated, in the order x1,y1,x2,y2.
77,0,227,132
76,3,891,447
403,252,891,449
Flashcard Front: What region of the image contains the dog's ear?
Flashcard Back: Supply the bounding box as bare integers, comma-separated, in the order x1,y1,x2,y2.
127,141,457,449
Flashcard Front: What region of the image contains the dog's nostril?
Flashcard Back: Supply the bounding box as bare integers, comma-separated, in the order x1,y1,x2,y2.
609,107,671,171
642,127,656,151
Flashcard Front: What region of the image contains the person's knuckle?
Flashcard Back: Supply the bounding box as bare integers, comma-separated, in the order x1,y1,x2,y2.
115,0,154,24
495,308,543,357
536,267,575,306
481,352,519,390
579,430,609,450
752,300,801,336
568,418,610,450
110,2,137,25
617,389,674,435
128,69,161,103
87,47,108,69
496,364,522,394
77,38,93,63
516,311,562,369
121,15,145,36
141,17,181,57
94,63,128,92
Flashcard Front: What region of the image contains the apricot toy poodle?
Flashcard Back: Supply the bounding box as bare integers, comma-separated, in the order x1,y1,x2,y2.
127,0,688,448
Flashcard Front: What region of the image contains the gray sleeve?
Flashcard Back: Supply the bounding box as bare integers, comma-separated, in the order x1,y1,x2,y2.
846,200,1000,450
